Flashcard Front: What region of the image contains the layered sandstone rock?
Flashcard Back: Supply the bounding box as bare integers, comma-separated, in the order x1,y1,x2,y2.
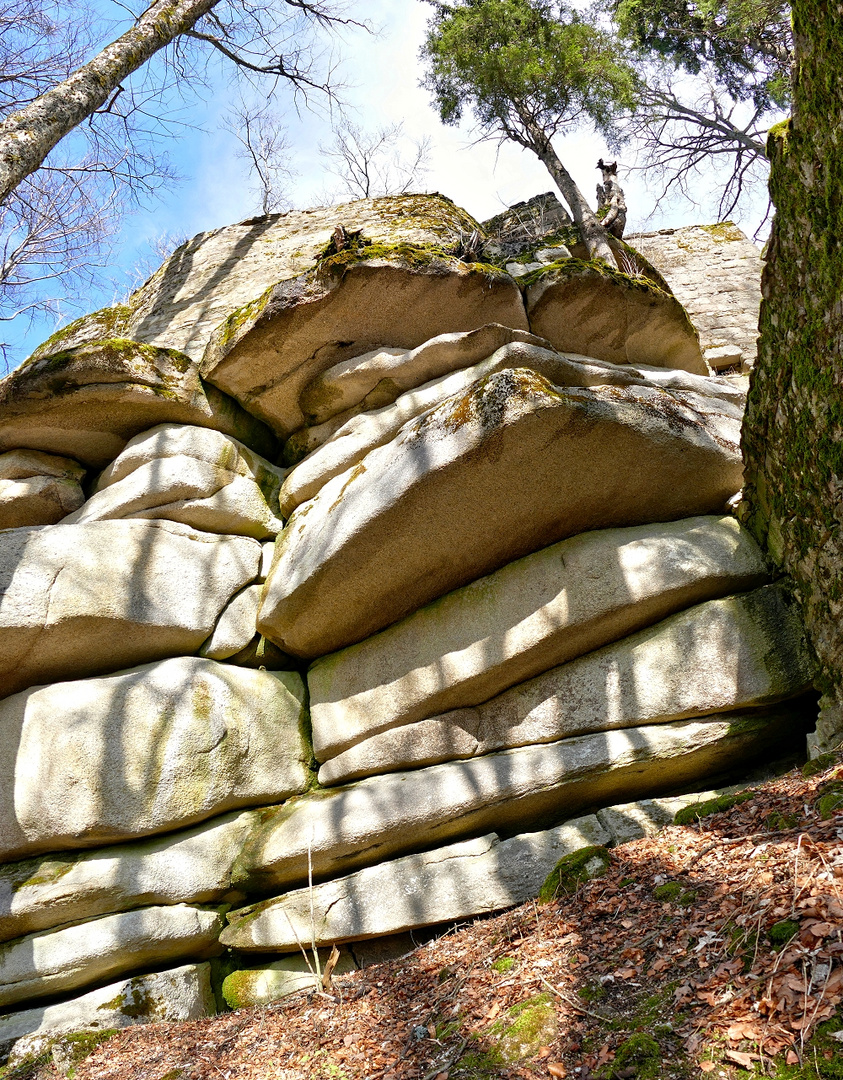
0,520,260,698
0,450,85,529
308,516,769,762
0,659,308,861
67,425,285,538
0,341,275,468
259,374,744,658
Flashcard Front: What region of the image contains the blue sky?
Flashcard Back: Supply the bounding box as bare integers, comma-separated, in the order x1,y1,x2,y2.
7,0,775,366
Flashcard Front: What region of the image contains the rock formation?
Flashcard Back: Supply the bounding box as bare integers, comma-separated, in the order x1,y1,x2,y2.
0,192,816,1056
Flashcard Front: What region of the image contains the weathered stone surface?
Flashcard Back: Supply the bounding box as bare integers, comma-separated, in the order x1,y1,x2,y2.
223,816,609,952
199,585,262,660
0,341,275,468
0,963,215,1060
0,520,260,698
627,224,762,370
299,324,549,426
281,345,747,514
222,952,357,1008
0,809,261,943
94,423,285,495
524,262,706,374
596,789,736,845
0,905,223,1008
316,584,813,783
67,424,285,538
32,195,484,363
0,659,308,862
0,450,85,529
200,255,529,438
235,710,802,892
0,450,85,485
309,516,769,762
260,372,745,659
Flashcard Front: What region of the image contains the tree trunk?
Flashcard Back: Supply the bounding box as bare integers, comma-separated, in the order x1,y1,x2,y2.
515,107,616,265
0,0,221,206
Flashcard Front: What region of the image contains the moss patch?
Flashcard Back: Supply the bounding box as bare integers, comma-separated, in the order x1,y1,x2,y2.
614,1032,662,1079
485,993,557,1064
538,846,611,903
673,791,754,825
652,881,697,906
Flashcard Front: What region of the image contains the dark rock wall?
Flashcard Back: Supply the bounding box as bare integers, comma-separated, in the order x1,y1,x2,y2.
741,1,843,750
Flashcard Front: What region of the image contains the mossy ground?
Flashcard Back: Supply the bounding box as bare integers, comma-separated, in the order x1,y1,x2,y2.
673,791,754,825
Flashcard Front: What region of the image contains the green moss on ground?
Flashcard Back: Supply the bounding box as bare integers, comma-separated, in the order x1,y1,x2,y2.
614,1032,662,1079
652,881,697,906
815,780,843,819
768,919,800,947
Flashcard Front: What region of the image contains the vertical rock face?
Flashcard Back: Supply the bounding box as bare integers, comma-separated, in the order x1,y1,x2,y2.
626,224,762,372
0,190,807,1032
741,1,843,752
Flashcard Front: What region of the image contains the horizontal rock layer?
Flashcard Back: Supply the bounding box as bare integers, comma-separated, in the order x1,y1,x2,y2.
67,424,286,538
0,963,214,1062
235,709,804,894
0,904,223,1008
260,371,744,658
0,659,308,862
0,520,260,699
0,341,275,468
280,345,746,515
309,516,768,762
223,816,610,952
316,583,814,783
201,257,529,437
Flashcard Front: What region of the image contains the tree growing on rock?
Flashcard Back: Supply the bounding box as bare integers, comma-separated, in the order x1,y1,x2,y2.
610,0,792,222
420,0,638,264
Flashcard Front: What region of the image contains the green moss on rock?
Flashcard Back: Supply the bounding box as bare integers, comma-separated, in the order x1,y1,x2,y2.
538,846,610,902
673,791,754,825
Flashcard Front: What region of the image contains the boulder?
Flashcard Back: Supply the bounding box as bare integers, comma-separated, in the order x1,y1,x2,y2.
0,809,261,943
0,519,260,698
199,585,263,660
0,904,223,1008
524,261,707,374
0,340,276,468
31,195,484,363
0,659,308,862
222,816,609,952
234,709,804,893
200,253,528,437
308,516,769,762
222,952,358,1008
259,371,745,658
0,450,85,529
316,583,813,783
93,422,285,494
66,459,284,538
298,324,549,426
281,343,748,514
0,963,215,1061
595,789,738,846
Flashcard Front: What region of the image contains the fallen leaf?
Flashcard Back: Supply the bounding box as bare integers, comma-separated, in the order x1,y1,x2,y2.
547,1064,567,1078
725,1049,761,1068
786,1051,800,1064
699,1062,716,1073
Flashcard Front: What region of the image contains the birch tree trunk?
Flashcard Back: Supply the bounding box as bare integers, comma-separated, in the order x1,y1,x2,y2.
0,0,221,205
516,107,616,265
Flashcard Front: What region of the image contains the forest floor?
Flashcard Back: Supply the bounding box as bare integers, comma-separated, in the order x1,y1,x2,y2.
6,752,843,1080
